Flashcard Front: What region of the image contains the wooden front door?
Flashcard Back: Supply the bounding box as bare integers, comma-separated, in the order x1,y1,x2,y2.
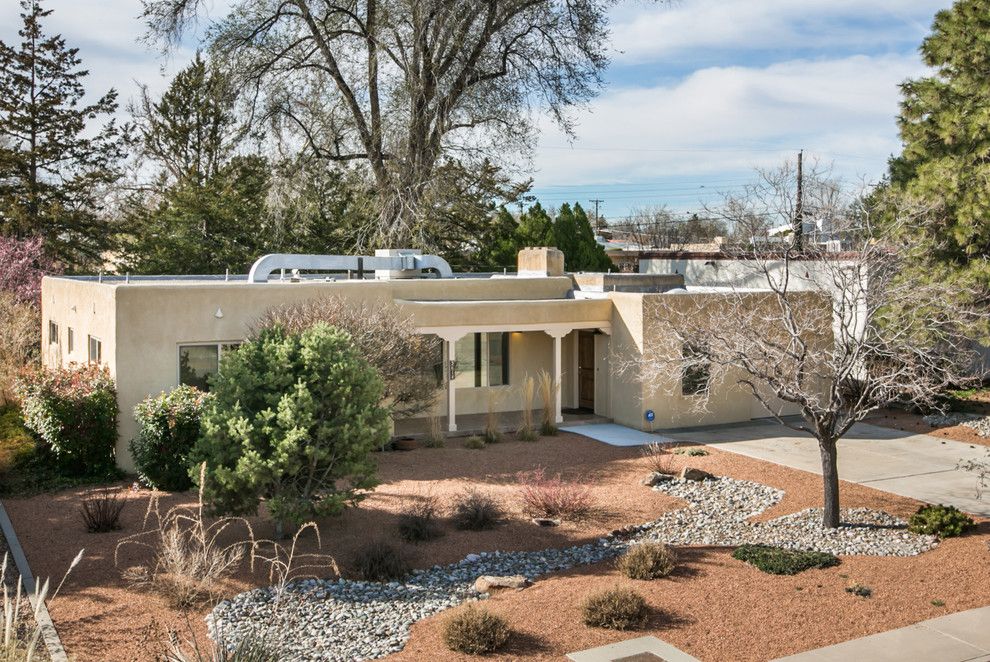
578,331,595,410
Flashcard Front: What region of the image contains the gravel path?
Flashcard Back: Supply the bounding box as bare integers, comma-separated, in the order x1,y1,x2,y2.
923,412,990,437
209,476,938,661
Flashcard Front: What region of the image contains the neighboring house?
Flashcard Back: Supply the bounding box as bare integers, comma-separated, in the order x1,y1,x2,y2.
42,247,820,471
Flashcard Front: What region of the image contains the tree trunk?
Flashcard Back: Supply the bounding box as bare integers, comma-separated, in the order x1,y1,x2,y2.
819,438,840,528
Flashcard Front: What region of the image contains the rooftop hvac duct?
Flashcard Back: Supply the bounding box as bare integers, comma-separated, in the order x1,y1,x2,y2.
247,253,453,283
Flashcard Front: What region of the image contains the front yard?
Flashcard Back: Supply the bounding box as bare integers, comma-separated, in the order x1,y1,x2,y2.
4,431,989,661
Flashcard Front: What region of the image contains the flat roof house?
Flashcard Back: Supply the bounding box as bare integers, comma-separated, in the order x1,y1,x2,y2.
41,247,818,471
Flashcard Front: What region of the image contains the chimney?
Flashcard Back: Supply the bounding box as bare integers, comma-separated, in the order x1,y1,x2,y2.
517,247,564,277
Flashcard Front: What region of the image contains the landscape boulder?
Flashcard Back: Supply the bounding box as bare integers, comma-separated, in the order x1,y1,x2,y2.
642,472,674,487
680,467,716,481
474,575,530,593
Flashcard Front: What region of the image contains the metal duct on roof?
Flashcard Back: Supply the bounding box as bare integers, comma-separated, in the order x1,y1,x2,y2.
247,253,453,283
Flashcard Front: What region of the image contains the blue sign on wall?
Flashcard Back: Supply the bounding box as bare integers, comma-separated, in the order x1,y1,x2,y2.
644,409,655,422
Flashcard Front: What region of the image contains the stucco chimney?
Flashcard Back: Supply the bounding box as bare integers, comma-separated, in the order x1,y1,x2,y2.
517,247,564,277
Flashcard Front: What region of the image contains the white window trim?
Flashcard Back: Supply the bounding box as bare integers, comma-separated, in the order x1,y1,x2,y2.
87,335,102,364
176,341,242,387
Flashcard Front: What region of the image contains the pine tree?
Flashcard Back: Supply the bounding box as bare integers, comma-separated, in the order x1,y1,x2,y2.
515,202,555,247
551,202,611,271
889,0,990,292
0,0,126,268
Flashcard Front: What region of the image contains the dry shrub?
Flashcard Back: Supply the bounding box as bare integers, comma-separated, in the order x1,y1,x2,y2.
483,391,502,444
641,441,676,475
450,489,503,531
397,492,444,543
352,540,411,581
162,629,279,662
1,550,82,662
80,487,126,533
536,370,558,435
443,605,510,655
0,294,38,406
256,296,440,419
517,376,537,441
424,414,445,448
516,467,593,520
463,435,486,450
116,465,252,608
581,587,650,630
618,543,677,580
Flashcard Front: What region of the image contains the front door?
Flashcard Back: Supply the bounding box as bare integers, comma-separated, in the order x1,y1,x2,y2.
578,331,595,410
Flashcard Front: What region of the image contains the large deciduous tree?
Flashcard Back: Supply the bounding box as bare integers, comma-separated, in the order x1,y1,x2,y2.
889,0,990,297
141,0,613,248
0,0,127,268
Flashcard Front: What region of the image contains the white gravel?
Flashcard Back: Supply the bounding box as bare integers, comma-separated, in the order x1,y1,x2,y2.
923,412,990,437
208,476,938,660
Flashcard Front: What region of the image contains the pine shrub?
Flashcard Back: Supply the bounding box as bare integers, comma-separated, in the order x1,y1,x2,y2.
732,544,840,575
908,504,974,538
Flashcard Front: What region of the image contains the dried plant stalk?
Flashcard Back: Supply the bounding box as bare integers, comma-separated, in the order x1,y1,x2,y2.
536,370,559,436
517,375,537,441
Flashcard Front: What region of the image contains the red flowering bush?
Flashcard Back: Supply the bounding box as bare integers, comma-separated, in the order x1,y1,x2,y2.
0,236,59,305
516,467,594,520
15,364,118,475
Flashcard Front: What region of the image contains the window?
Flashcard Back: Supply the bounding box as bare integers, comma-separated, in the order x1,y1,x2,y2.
681,343,710,396
67,328,74,354
48,321,58,345
88,335,102,364
178,343,241,391
453,332,509,388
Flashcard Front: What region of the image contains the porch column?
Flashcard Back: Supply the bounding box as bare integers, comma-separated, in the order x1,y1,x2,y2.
545,328,568,424
439,332,466,433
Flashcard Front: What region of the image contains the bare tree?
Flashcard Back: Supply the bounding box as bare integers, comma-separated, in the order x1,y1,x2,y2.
618,184,986,528
140,0,614,248
255,296,441,419
612,206,684,249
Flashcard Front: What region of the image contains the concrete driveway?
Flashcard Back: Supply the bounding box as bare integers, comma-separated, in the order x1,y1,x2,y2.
662,418,990,517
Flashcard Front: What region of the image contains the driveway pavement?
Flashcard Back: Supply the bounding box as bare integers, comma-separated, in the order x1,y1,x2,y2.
662,418,990,517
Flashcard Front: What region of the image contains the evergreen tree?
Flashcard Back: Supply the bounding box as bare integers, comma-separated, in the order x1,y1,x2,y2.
0,0,126,268
473,206,521,270
889,0,990,292
515,202,555,247
551,202,611,271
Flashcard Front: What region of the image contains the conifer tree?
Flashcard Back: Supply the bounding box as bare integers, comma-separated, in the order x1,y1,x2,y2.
0,0,126,268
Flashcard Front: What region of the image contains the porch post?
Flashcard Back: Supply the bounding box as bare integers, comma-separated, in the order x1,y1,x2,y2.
553,334,563,423
445,338,458,432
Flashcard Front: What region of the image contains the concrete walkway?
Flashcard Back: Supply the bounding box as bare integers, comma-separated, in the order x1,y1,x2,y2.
660,419,990,517
772,606,990,661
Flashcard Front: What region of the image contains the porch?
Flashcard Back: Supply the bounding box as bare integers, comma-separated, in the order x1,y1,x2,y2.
395,409,610,439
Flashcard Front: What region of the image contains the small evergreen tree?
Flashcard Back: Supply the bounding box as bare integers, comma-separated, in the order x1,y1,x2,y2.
514,202,555,247
191,324,389,537
551,202,611,271
889,0,990,294
0,0,127,268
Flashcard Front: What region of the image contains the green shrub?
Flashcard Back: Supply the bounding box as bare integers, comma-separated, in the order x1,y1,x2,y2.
463,435,486,450
131,386,211,491
908,504,974,538
451,489,503,530
618,543,677,580
15,364,118,475
352,540,411,582
846,583,872,598
582,587,650,630
190,324,389,536
0,406,35,474
732,544,840,575
443,605,510,654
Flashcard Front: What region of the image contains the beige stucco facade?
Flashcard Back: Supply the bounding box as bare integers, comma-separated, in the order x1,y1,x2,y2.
41,250,826,471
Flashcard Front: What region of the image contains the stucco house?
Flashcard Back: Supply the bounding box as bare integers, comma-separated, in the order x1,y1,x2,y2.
41,247,815,471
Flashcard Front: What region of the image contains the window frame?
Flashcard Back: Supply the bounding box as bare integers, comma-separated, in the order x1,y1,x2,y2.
453,332,510,389
680,342,710,397
67,327,74,354
48,321,59,346
87,335,102,364
176,341,242,391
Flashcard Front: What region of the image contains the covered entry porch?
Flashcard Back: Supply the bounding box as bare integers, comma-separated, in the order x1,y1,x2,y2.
400,298,613,433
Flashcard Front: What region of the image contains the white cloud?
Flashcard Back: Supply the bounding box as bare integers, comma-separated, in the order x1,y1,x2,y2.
530,53,927,186
609,0,949,63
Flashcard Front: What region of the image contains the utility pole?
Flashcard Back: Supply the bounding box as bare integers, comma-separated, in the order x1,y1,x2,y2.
589,198,604,233
794,150,804,252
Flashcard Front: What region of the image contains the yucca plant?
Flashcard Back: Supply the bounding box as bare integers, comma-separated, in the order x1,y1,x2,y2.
536,370,559,436
517,376,537,441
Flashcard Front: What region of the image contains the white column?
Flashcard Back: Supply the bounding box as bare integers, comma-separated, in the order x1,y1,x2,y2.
445,338,457,432
553,334,563,423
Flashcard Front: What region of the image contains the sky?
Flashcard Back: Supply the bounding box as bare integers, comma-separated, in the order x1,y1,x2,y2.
0,0,953,221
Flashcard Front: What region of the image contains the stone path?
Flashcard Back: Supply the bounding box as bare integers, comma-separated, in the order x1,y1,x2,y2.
772,606,990,661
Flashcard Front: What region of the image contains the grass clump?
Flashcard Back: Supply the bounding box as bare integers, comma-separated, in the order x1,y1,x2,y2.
443,605,510,655
423,415,445,448
582,587,650,630
732,544,840,575
450,489,503,531
618,543,677,580
352,540,410,582
397,494,444,543
641,442,676,475
483,392,502,444
81,487,127,533
517,376,538,441
516,467,593,520
536,370,558,436
908,504,974,538
674,447,708,457
463,435,486,450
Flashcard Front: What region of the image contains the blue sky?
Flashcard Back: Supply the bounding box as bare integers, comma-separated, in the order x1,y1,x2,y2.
0,0,952,221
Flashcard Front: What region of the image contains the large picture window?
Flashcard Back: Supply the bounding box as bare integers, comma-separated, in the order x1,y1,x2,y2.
178,342,241,391
453,332,509,388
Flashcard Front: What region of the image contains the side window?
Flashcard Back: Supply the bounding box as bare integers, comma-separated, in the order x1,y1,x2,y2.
48,321,59,345
179,345,219,391
681,342,710,396
88,335,102,364
67,327,74,354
